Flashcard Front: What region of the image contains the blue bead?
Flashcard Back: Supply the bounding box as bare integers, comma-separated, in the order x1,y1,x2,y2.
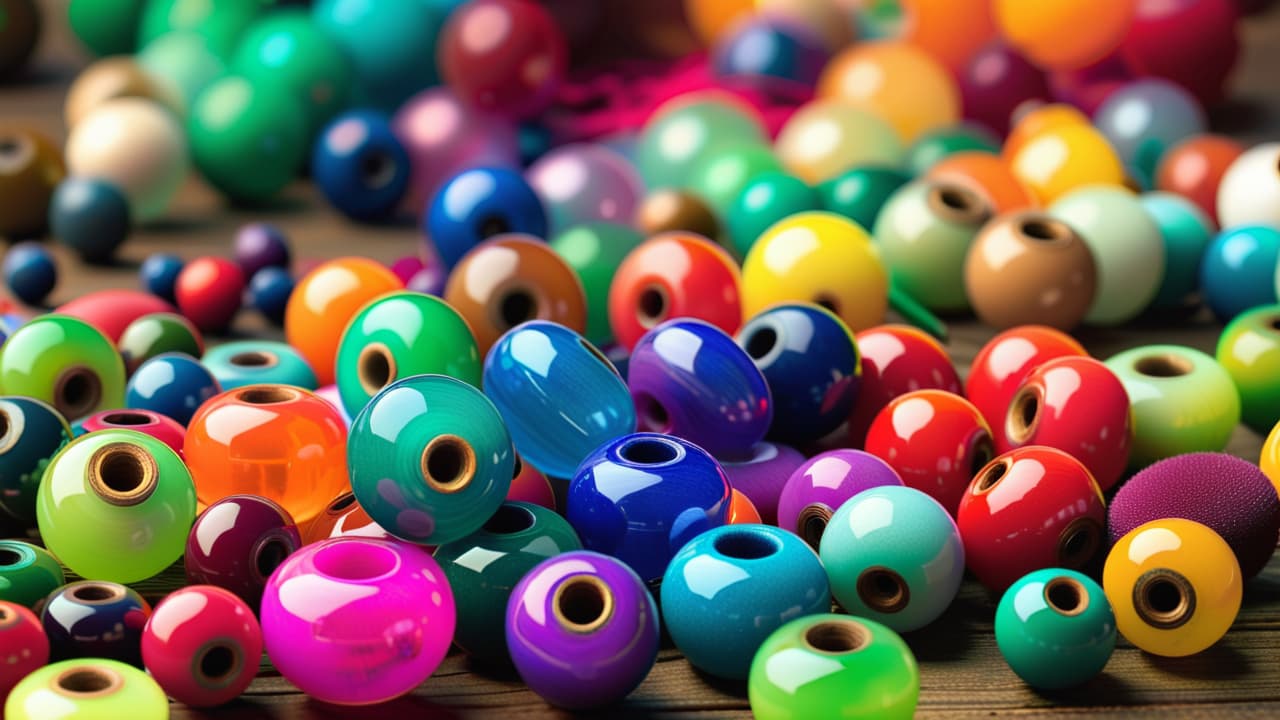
712,17,830,89
3,242,57,306
1200,224,1280,321
125,353,222,426
0,396,72,525
661,524,829,680
139,253,184,303
628,319,772,459
48,178,131,264
735,303,860,445
41,581,149,666
1142,192,1215,310
202,340,318,390
248,266,295,325
567,432,731,585
483,321,635,478
312,110,411,221
426,167,547,269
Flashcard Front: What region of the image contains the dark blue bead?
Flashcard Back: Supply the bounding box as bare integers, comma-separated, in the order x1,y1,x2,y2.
125,353,221,426
139,253,184,303
566,432,731,585
248,266,295,326
2,242,57,306
0,396,72,525
425,166,547,269
48,178,131,264
233,223,291,279
313,110,411,222
42,581,150,666
712,17,830,89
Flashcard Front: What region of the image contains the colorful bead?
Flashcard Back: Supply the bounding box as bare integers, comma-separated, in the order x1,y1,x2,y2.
728,171,821,257
247,267,294,325
995,569,1115,689
311,0,446,109
134,30,225,109
1216,142,1280,229
1142,191,1216,310
312,110,410,222
125,353,221,426
174,256,244,333
5,659,167,720
635,188,723,240
3,242,57,306
0,127,62,239
1155,134,1243,224
847,325,962,445
927,151,1038,215
816,166,912,231
0,314,125,420
777,449,904,549
1200,225,1280,321
185,495,302,611
966,326,1088,442
0,540,64,608
201,340,318,391
775,99,905,184
507,455,556,510
140,585,262,707
729,489,763,524
1218,304,1280,432
905,124,1001,175
818,40,959,142
1008,121,1126,205
549,222,645,346
301,491,392,544
426,167,547,270
41,581,150,665
1093,79,1207,181
719,441,806,525
79,410,185,458
232,222,290,279
636,94,765,190
0,397,72,525
57,289,174,343
1121,0,1239,107
958,42,1049,136
138,0,261,57
64,57,180,126
116,312,203,374
0,601,47,700
138,254,183,303
994,0,1132,70
527,145,643,235
712,15,831,90
687,141,783,219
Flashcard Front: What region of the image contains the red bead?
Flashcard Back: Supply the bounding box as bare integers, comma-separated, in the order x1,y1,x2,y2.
1121,0,1239,107
965,325,1088,449
55,289,176,342
507,454,556,511
959,41,1051,136
1004,356,1132,491
0,601,48,700
957,446,1106,593
1155,134,1244,225
175,257,246,333
141,585,263,708
864,390,994,517
302,491,395,545
608,232,743,351
79,409,186,458
847,325,961,447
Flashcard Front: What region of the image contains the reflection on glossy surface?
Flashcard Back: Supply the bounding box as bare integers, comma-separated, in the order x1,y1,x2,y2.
848,324,961,446
125,353,221,426
203,340,319,392
80,409,186,459
0,396,72,525
965,325,1087,442
994,568,1115,688
0,315,125,421
41,581,151,666
303,491,393,544
777,449,903,548
185,494,302,611
426,167,548,270
5,658,168,720
0,601,47,700
0,540,63,608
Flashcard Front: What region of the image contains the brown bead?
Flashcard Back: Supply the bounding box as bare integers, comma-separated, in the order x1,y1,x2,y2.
0,126,65,239
0,0,39,78
636,188,722,241
64,57,181,128
964,211,1097,331
444,234,588,355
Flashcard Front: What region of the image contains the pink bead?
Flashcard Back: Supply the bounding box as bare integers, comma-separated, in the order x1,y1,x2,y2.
526,143,643,233
141,586,262,708
0,601,48,700
388,255,426,285
79,409,186,458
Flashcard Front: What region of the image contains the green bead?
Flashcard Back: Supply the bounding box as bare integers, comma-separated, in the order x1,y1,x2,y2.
138,0,263,59
189,74,309,202
687,142,783,218
1142,191,1214,310
0,315,126,421
5,659,168,720
905,125,1000,176
434,502,582,663
0,397,73,525
202,340,318,390
36,430,197,583
817,166,913,231
0,540,64,609
636,98,766,189
1105,345,1241,468
117,312,203,374
232,10,354,137
68,0,144,55
749,614,919,720
1217,304,1280,433
727,171,821,257
335,291,482,419
995,568,1115,689
136,30,227,111
550,222,645,346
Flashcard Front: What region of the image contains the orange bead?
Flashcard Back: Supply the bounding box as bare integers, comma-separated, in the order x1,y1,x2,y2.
1007,123,1126,205
1155,134,1243,226
1002,104,1090,161
728,488,763,525
994,0,1136,71
818,40,960,142
284,257,402,386
302,491,393,544
900,0,997,73
927,152,1037,214
755,0,855,51
684,0,754,45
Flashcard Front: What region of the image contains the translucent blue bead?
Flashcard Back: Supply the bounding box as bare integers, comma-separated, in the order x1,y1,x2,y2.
202,341,319,390
425,167,547,269
125,353,221,426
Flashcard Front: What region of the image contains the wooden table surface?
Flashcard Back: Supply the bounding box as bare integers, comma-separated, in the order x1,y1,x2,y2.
6,2,1280,717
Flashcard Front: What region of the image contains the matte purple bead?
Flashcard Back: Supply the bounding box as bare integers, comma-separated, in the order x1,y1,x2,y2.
233,223,291,279
776,449,904,548
506,550,659,709
184,495,302,611
719,441,806,525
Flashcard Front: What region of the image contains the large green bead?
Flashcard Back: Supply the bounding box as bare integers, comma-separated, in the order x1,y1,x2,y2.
202,340,318,390
0,397,73,525
434,501,582,663
905,125,1000,176
749,614,919,720
136,30,227,111
0,540,64,609
687,142,783,218
994,568,1115,689
189,74,308,202
36,430,197,583
138,0,263,59
335,291,481,419
817,166,913,232
5,659,168,720
117,312,203,374
68,0,144,55
636,97,766,189
0,315,126,421
1217,304,1280,433
550,222,645,346
727,171,820,257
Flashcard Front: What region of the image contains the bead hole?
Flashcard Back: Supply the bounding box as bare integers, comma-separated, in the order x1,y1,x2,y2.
328,492,357,513
421,434,477,493
1147,579,1182,614
361,151,396,189
797,504,831,549
229,351,277,368
499,288,537,328
1005,388,1040,444
56,668,119,695
744,327,777,360
0,548,21,566
0,409,10,445
857,567,910,613
101,411,151,426
313,541,398,581
1020,218,1071,243
255,538,291,580
969,436,994,478
198,644,237,681
713,530,781,559
636,395,672,434
238,387,299,404
975,460,1008,492
1134,355,1192,378
618,436,679,465
89,444,158,506
72,583,122,602
1045,577,1088,617
99,449,145,493
0,605,11,623
637,285,668,328
482,503,536,534
804,620,869,654
477,214,510,239
56,367,102,419
1269,318,1280,332
553,575,614,633
930,183,990,225
357,344,395,395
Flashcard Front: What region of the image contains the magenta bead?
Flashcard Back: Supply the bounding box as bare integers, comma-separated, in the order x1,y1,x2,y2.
389,255,426,285
185,495,303,611
776,449,904,547
79,409,186,458
960,42,1051,136
141,585,262,708
260,538,455,705
506,550,659,709
526,143,643,233
719,441,806,525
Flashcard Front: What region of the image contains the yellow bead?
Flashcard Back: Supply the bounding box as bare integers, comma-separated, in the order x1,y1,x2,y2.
1103,518,1242,657
1259,421,1280,499
994,0,1134,71
741,211,888,333
775,99,905,184
1007,122,1126,205
817,40,960,142
1003,104,1090,161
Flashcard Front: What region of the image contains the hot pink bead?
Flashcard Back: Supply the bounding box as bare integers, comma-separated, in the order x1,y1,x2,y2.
79,409,186,458
0,601,48,700
140,585,262,708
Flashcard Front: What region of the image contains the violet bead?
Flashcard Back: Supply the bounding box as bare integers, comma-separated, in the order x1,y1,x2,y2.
232,223,291,280
960,42,1051,136
719,441,807,525
506,550,659,709
185,495,302,611
777,449,904,549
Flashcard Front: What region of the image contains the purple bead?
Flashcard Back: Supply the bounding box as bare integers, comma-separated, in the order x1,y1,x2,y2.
233,223,291,279
407,265,446,295
959,42,1051,136
506,550,659,709
526,143,643,234
720,441,807,525
776,449,904,549
185,495,302,611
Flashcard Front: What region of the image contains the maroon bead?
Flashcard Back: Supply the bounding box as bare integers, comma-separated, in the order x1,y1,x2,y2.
1121,0,1240,107
185,495,302,611
960,42,1051,136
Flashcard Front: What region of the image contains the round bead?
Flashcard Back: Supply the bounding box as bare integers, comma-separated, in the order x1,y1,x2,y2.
507,550,659,709
79,410,185,458
63,57,179,129
1218,305,1280,432
0,601,47,699
636,94,765,190
0,540,64,608
634,188,722,240
905,125,1000,177
68,0,141,56
125,353,220,426
728,171,821,257
719,441,807,525
818,40,959,142
311,0,447,109
549,222,645,346
312,110,410,222
202,341,317,391
138,0,261,57
777,449,904,549
41,581,151,665
140,585,262,707
5,659,166,720
0,127,62,239
927,151,1037,215
1103,518,1242,657
1007,121,1125,206
528,144,642,236
1155,134,1243,224
1200,225,1280,321
302,491,390,544
1121,0,1240,107
134,30,226,108
995,569,1115,689
248,267,293,325
995,0,1132,70
55,289,174,343
185,494,302,611
1217,142,1280,229
712,16,831,90
232,223,290,279
848,325,962,445
816,166,912,231
0,396,72,525
49,177,131,264
729,489,763,524
1093,79,1207,181
426,167,547,270
899,0,997,72
138,254,183,303
260,538,455,705
958,42,1050,137
687,141,784,219
174,256,244,333
0,314,125,421
965,326,1088,448
1142,191,1216,310
775,99,905,184
2,242,56,306
117,312,203,374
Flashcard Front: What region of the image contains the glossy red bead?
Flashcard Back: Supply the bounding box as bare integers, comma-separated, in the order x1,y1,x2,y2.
1120,0,1239,107
79,409,186,458
174,257,245,333
847,325,961,447
0,601,48,700
864,390,995,517
957,446,1107,593
55,289,176,342
141,585,262,708
1003,357,1132,491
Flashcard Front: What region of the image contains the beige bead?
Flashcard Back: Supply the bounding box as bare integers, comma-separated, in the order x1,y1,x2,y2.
65,57,183,128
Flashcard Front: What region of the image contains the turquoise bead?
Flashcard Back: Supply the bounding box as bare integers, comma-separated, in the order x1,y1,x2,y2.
995,568,1116,689
817,166,912,231
1141,192,1214,310
662,524,829,680
202,341,319,390
0,540,64,608
819,485,965,632
0,397,73,525
727,171,821,257
348,374,513,545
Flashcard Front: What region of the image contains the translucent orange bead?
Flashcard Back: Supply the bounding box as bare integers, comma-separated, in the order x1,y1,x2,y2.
1002,104,1090,161
728,489,763,525
818,40,960,142
926,152,1037,214
1007,123,1126,205
994,0,1136,71
900,0,997,73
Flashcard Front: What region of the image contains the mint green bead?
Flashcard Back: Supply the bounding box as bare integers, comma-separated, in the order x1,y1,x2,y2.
905,125,1000,176
138,0,263,59
817,166,912,231
0,540,64,609
0,315,126,421
995,568,1115,689
202,340,318,390
550,222,645,346
137,31,226,111
636,98,766,189
688,142,783,217
36,430,197,584
728,171,820,257
68,0,144,55
5,659,168,720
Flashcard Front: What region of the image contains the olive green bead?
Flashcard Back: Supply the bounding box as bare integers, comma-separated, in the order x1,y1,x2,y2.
0,315,126,421
687,142,784,218
0,540,64,609
905,125,1000,176
117,312,203,374
817,166,913,231
727,171,821,257
68,0,144,56
5,659,168,720
138,0,262,59
550,222,645,346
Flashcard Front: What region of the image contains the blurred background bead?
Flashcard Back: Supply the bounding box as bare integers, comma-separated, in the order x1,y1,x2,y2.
138,0,260,59
550,222,645,346
0,127,64,239
712,16,830,92
816,165,911,230
0,540,63,608
775,99,905,184
848,325,962,445
64,57,180,128
135,30,225,109
687,141,783,221
1092,79,1208,183
174,256,244,333
1007,122,1125,205
313,110,410,222
138,254,183,303
140,585,262,707
1155,134,1243,224
994,0,1133,70
1142,192,1215,310
959,42,1050,136
68,0,140,56
995,569,1115,689
427,167,548,270
634,189,723,241
528,144,642,235
1120,0,1240,107
636,93,765,189
3,242,56,307
49,177,131,263
55,288,173,342
904,125,1000,176
1217,142,1280,228
311,0,448,109
1200,225,1280,321
818,40,960,142
117,312,203,374
728,171,820,257
0,601,47,700
901,0,997,73
41,581,150,665
1218,305,1280,432
777,449,904,549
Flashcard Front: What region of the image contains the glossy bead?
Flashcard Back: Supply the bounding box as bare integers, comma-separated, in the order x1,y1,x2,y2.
137,0,261,57
435,502,582,663
141,585,262,707
749,614,919,720
995,0,1132,70
686,141,784,219
728,172,821,257
260,538,455,705
818,40,959,142
927,152,1037,216
1093,79,1207,182
49,177,131,264
311,0,447,110
1105,345,1241,467
138,253,183,303
303,490,392,544
185,494,302,610
79,410,185,458
1004,357,1131,490
958,42,1050,136
958,447,1106,592
816,166,911,231
995,569,1115,689
712,16,831,91
1218,305,1280,433
1216,143,1280,229
117,312,203,374
1103,519,1241,657
55,289,174,343
549,222,645,346
1201,225,1280,321
507,454,556,510
775,99,906,184
41,581,151,665
313,110,410,222
3,242,56,306
248,267,294,325
965,326,1088,448
1121,0,1240,107
63,56,180,129
0,314,125,421
285,257,402,386
636,93,765,190
0,127,62,239
1142,192,1215,310
5,659,167,720
232,222,290,279
67,0,141,55
567,433,731,584
0,541,63,608
483,321,633,479
1154,134,1243,224
905,125,1001,176
777,449,904,549
0,601,47,700
426,167,547,270
728,489,763,524
202,341,318,391
134,29,226,109
0,397,72,525
720,442,807,525
1008,122,1126,205
125,353,220,426
848,325,962,445
527,144,642,235
634,188,723,240
185,385,349,526
174,256,245,333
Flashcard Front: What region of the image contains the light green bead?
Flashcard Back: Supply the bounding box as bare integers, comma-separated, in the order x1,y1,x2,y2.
1215,304,1280,433
137,31,226,111
138,0,263,59
636,98,766,189
0,315,126,421
687,142,783,218
68,0,144,55
727,171,820,257
550,222,645,346
5,659,168,720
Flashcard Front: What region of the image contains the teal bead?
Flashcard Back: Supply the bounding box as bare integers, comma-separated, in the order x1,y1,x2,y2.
0,397,73,525
348,374,514,546
434,502,582,663
1141,192,1214,310
202,341,318,391
662,524,829,680
138,0,263,59
312,0,450,109
819,485,965,632
687,142,784,218
0,540,64,608
136,31,227,110
995,568,1116,689
550,222,646,346
905,125,1000,175
69,0,144,55
727,171,821,257
817,166,913,231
